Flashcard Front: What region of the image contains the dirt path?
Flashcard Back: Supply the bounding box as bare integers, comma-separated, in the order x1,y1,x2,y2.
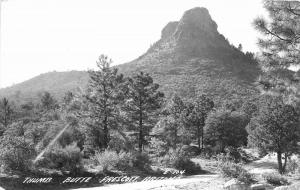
245,153,278,175
76,175,224,190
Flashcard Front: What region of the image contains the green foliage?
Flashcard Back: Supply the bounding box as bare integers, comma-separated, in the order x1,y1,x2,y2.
262,173,288,186
37,143,83,173
219,162,254,184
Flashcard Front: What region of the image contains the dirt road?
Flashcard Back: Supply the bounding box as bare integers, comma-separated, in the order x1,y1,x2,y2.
76,174,224,190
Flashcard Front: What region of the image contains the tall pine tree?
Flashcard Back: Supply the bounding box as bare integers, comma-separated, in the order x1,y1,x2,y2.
86,55,125,149
0,98,14,134
123,72,164,152
185,95,214,150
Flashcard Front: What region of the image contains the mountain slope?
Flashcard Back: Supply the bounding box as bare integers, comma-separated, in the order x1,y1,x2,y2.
0,71,89,103
117,7,260,103
0,7,260,105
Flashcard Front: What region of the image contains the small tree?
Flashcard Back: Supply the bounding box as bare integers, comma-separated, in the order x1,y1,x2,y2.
185,94,214,150
40,92,58,111
0,98,14,134
204,110,248,152
150,95,188,154
247,95,300,174
238,43,243,51
123,72,164,152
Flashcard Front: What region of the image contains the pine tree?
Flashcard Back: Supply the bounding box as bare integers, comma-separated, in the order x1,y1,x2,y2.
40,91,58,111
86,55,125,149
123,72,164,152
0,98,14,134
246,95,300,173
254,0,300,103
152,95,188,150
185,95,214,150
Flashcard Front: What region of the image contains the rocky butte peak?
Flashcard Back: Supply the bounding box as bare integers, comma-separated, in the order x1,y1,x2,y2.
158,7,230,57
174,7,218,39
161,21,179,39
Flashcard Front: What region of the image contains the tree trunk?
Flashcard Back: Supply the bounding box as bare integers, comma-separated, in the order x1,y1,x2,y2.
283,153,288,173
201,125,204,150
197,125,201,149
103,116,108,149
138,109,143,152
174,127,178,149
277,151,283,174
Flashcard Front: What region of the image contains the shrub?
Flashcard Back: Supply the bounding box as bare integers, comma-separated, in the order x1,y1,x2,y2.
115,151,133,171
131,152,152,171
225,147,242,163
219,162,254,184
286,159,299,174
93,150,119,172
37,143,83,173
93,150,151,172
107,134,133,153
159,148,201,174
0,136,36,173
149,137,169,157
262,173,288,186
224,147,253,163
181,145,200,157
172,155,201,174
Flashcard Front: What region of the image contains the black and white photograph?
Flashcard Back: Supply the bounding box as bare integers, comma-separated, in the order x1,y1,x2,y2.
0,0,299,189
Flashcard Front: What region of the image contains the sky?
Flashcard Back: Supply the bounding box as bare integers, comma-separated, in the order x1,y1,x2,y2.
0,0,266,88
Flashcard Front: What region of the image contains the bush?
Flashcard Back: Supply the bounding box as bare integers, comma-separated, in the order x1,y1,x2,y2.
37,143,83,173
107,134,133,153
181,145,200,157
0,136,36,173
224,147,253,163
158,148,201,175
219,162,254,184
262,173,288,186
286,159,299,174
93,150,151,172
115,151,133,171
225,147,242,163
172,155,201,174
93,150,119,172
131,152,151,171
